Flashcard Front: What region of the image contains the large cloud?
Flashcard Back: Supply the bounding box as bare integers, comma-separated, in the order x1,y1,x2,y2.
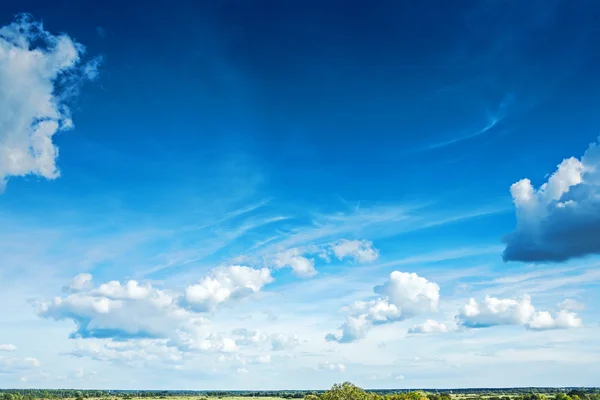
36,267,275,353
0,14,99,190
503,138,600,262
456,294,582,330
326,271,440,343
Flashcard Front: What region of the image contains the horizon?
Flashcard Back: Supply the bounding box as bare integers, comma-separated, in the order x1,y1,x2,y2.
2,0,600,391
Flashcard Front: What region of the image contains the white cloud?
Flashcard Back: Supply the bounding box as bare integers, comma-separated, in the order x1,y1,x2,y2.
326,271,440,343
36,273,239,354
236,367,249,374
231,328,299,352
184,265,273,312
69,338,185,367
0,344,17,352
65,273,93,292
557,298,585,311
503,137,600,262
0,357,39,373
0,14,99,190
317,362,345,372
409,319,450,334
457,294,583,330
329,239,379,263
272,248,317,277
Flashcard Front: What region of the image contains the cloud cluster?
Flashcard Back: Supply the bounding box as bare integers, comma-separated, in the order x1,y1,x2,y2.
457,295,582,330
270,239,379,277
36,267,276,354
503,138,600,262
0,14,100,190
326,271,440,343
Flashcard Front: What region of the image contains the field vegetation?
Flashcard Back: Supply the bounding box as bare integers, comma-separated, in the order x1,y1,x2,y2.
1,383,599,400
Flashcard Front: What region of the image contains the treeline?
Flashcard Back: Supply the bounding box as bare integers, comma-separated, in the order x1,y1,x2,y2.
312,384,600,400
0,386,599,400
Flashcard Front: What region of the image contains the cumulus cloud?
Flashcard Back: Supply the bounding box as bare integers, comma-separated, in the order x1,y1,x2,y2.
0,14,100,190
456,294,583,330
317,361,345,372
0,344,17,352
503,138,600,262
184,266,273,312
409,319,450,334
329,239,379,263
35,272,256,353
326,271,440,343
272,248,317,277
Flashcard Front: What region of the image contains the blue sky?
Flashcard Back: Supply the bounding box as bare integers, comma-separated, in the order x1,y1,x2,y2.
1,0,600,390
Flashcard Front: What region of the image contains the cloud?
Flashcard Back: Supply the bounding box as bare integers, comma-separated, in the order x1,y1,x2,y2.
326,271,440,343
0,357,39,373
36,273,240,353
329,239,379,263
317,362,345,372
272,248,317,277
503,137,600,262
236,367,249,374
557,298,584,311
409,319,450,334
0,14,99,190
456,294,583,330
231,328,299,352
184,266,273,312
64,273,93,292
68,338,185,367
0,344,17,352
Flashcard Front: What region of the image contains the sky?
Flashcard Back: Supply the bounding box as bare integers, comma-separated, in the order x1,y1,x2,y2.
1,0,600,391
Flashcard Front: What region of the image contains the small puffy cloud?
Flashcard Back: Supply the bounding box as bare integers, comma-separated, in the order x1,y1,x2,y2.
456,295,583,330
0,14,100,190
184,265,273,312
326,271,440,343
236,367,249,374
503,138,600,262
409,319,450,334
272,248,317,277
317,362,345,372
329,239,379,263
0,344,17,352
395,375,405,381
64,273,93,292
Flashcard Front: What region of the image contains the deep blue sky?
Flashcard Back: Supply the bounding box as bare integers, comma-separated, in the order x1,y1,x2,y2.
2,0,600,390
